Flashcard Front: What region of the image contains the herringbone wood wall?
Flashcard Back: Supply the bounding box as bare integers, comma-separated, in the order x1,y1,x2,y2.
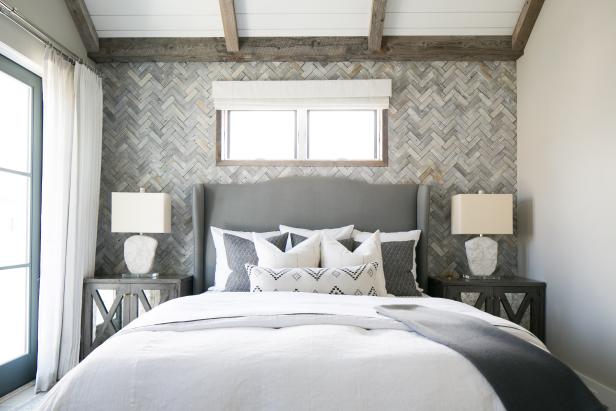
96,61,517,279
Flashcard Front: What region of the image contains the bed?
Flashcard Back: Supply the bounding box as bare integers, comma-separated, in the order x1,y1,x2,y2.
40,178,591,411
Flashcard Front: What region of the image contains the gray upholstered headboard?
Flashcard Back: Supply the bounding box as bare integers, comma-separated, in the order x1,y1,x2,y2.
192,177,430,294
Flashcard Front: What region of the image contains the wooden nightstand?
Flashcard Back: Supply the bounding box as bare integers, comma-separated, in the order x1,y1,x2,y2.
428,275,546,342
81,274,192,358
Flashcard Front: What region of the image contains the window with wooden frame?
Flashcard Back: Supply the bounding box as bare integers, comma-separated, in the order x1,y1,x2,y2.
213,80,390,166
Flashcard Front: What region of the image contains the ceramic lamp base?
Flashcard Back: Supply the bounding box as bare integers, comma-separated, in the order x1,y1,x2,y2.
465,236,498,276
124,234,157,274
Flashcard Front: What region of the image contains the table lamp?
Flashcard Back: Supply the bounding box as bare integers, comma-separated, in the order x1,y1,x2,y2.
451,192,513,276
111,188,171,274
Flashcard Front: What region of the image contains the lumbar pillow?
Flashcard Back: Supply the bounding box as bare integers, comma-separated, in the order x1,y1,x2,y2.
279,224,354,250
246,262,380,296
210,227,280,290
353,229,421,294
320,231,387,296
290,233,354,252
224,233,289,292
254,232,320,268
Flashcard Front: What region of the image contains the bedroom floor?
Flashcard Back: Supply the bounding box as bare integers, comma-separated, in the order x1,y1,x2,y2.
0,382,46,411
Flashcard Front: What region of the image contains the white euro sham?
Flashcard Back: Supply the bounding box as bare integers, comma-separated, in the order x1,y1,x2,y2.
254,232,320,268
321,231,387,296
279,224,354,250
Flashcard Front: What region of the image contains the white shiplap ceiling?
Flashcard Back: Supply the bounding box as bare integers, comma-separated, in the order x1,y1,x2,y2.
84,0,525,38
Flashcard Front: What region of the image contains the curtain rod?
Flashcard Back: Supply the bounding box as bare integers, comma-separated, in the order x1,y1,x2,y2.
0,0,100,75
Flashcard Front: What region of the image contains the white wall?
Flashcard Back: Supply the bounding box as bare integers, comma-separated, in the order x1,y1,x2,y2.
517,0,616,393
0,0,89,73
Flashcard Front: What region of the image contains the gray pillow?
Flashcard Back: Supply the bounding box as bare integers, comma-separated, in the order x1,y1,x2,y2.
224,233,288,292
353,239,421,297
291,233,354,251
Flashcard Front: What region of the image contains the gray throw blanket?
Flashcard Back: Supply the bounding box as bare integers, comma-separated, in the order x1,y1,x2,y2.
377,305,605,411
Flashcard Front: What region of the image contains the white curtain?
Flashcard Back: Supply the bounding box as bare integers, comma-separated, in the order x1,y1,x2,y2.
36,48,103,392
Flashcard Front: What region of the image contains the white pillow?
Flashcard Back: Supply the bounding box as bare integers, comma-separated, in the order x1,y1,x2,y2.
352,229,421,280
321,231,387,296
279,224,354,250
210,226,280,291
254,232,320,268
246,262,381,296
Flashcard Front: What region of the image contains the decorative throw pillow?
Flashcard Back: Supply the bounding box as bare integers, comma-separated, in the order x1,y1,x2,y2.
353,229,422,293
290,233,354,252
279,224,354,251
223,233,289,292
253,232,321,268
320,231,388,296
246,262,380,296
353,239,420,296
210,226,280,290
352,229,421,279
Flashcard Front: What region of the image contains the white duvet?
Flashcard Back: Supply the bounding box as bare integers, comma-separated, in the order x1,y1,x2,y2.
40,292,545,411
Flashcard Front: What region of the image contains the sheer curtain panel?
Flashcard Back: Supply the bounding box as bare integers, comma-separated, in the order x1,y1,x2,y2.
36,48,103,392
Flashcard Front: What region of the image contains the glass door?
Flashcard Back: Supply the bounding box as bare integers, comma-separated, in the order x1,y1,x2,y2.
0,53,42,397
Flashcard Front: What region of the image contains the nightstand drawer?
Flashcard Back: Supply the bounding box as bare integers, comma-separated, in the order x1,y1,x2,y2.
81,275,192,358
428,276,546,342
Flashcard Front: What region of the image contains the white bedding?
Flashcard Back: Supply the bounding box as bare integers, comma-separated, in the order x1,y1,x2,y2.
40,292,545,411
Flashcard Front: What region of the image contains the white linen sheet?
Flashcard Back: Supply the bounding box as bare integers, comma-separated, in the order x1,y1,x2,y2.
40,292,545,411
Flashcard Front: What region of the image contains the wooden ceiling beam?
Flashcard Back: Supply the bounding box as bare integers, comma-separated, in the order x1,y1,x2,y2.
218,0,239,52
89,36,522,63
368,0,387,51
65,0,99,53
512,0,545,51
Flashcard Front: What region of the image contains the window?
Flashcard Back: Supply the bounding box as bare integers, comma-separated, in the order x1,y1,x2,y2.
224,110,297,160
308,110,379,160
0,54,42,397
213,80,390,166
219,109,384,164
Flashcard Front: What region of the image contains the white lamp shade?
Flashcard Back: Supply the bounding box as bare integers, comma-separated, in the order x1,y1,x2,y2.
111,192,171,234
451,194,513,235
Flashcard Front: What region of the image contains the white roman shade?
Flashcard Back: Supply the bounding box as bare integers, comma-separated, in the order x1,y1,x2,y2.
111,192,172,234
212,79,392,109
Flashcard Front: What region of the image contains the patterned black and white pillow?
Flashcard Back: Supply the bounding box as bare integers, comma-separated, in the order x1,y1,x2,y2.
224,233,289,292
245,262,380,296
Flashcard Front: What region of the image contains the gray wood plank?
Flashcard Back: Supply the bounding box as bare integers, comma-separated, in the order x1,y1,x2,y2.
64,0,99,53
512,0,545,51
84,275,191,284
368,0,387,51
218,0,239,52
81,285,93,358
89,36,523,63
